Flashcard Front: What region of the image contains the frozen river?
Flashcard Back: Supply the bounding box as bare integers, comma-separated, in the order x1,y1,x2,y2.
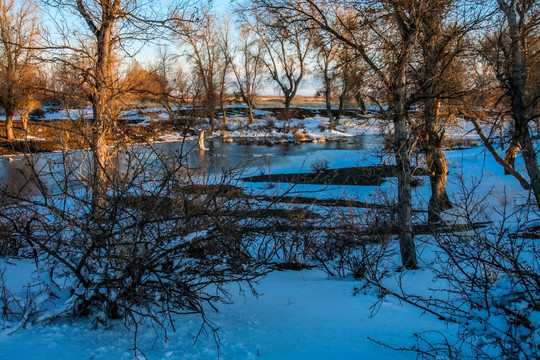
0,135,384,198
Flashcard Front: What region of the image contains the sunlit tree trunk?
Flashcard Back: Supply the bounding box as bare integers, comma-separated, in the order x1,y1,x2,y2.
248,105,254,124
424,99,451,222
356,93,367,114
79,1,118,219
5,112,15,140
21,110,29,133
503,136,520,173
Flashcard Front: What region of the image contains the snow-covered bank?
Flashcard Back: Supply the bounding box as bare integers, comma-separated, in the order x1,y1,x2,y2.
0,265,451,360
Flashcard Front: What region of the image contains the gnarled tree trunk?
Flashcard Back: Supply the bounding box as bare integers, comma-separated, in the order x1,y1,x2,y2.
503,136,520,173
21,110,29,133
425,98,451,222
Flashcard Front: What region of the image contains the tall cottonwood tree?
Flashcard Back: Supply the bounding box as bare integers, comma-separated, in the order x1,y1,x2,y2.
472,0,540,209
252,0,425,268
0,0,40,140
47,0,192,216
411,0,477,222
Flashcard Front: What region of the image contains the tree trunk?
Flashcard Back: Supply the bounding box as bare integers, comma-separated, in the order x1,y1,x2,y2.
393,71,417,269
163,102,175,121
222,105,228,124
248,105,254,125
208,106,215,133
89,21,116,220
5,112,15,140
198,130,205,150
518,127,540,208
425,98,451,223
326,86,335,130
427,147,451,223
503,136,520,173
284,96,292,121
90,105,110,220
356,93,367,114
323,62,336,130
335,94,345,126
21,110,29,133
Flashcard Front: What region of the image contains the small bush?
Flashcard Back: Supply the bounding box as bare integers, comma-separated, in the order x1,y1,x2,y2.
310,158,330,174
264,117,276,131
29,108,45,119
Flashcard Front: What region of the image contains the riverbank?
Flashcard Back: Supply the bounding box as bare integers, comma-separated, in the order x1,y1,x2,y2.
0,105,481,157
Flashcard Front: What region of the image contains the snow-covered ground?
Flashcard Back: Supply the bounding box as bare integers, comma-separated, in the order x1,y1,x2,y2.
0,109,537,359
0,264,453,360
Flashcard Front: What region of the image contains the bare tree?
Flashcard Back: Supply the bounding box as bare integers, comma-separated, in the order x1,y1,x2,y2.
47,0,124,217
472,0,540,209
410,0,480,222
216,14,234,124
150,48,191,122
0,0,41,140
231,28,265,124
314,30,359,130
44,0,193,217
241,4,313,119
176,12,232,132
248,0,426,268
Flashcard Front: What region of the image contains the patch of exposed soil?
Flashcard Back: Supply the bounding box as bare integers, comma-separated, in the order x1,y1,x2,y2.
0,140,63,154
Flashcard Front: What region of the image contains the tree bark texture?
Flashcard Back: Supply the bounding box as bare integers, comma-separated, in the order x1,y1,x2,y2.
503,136,520,173
248,106,254,124
21,110,29,133
393,66,417,269
424,98,451,222
81,0,118,220
5,112,14,140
